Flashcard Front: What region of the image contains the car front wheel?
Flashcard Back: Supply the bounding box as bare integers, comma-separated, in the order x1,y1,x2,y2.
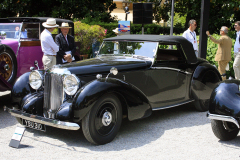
211,120,239,141
82,93,122,145
0,48,17,85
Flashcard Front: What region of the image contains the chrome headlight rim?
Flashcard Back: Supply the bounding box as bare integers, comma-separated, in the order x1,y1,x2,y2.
29,70,43,90
63,74,80,95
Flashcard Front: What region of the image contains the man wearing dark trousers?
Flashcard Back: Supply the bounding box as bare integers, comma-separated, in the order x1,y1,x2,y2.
55,22,76,64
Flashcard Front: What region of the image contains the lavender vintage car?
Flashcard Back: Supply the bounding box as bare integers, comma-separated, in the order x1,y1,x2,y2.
0,17,79,91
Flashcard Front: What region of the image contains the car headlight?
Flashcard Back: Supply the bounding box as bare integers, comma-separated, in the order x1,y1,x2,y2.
63,74,80,95
29,71,43,90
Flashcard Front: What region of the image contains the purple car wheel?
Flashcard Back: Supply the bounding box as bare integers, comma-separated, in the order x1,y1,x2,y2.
0,48,17,84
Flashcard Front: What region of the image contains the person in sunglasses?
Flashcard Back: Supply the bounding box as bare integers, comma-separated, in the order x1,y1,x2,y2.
182,19,198,57
206,27,232,80
233,21,240,80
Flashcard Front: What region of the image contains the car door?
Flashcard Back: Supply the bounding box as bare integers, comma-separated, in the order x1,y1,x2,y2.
145,44,190,109
17,22,43,76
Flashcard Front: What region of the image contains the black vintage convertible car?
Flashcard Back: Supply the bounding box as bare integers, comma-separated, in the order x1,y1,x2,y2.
207,80,240,141
5,35,221,145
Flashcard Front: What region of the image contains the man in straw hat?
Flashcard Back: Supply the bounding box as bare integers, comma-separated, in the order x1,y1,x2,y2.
55,22,76,64
41,18,59,69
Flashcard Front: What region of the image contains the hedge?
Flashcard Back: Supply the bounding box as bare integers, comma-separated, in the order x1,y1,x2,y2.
84,21,185,38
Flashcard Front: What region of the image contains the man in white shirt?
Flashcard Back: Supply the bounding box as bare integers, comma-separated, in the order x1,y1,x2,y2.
182,19,198,57
233,21,240,80
41,18,59,69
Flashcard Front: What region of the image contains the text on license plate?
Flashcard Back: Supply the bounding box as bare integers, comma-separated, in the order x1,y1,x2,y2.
22,119,46,131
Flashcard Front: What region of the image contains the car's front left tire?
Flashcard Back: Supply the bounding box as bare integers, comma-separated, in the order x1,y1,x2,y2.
0,48,17,85
82,93,122,145
211,120,239,141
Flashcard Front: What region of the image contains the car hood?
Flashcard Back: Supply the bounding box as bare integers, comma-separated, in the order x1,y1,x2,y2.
56,56,152,76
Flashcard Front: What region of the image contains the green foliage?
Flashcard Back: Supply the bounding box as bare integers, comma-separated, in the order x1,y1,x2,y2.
159,44,177,50
87,21,185,38
0,0,18,18
0,0,117,23
129,0,240,34
173,13,186,28
74,21,106,57
174,0,240,33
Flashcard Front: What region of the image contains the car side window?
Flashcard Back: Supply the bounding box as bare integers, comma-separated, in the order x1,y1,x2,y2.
156,44,184,61
20,23,39,40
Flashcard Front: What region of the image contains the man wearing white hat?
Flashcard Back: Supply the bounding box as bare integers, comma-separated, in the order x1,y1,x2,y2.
41,18,59,69
55,22,76,64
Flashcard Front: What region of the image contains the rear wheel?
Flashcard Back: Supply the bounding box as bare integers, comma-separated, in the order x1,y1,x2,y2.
82,93,122,145
0,48,17,85
211,120,239,141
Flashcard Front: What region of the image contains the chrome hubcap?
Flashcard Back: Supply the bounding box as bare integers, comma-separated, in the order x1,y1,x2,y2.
4,64,9,71
102,111,112,126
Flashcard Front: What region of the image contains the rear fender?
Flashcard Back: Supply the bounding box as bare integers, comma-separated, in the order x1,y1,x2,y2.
72,78,152,122
191,62,221,101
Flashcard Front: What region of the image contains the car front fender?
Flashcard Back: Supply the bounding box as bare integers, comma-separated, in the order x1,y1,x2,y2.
11,70,44,109
72,78,152,122
209,80,240,118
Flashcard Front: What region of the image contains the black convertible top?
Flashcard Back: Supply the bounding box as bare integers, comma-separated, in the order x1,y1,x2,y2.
104,35,197,64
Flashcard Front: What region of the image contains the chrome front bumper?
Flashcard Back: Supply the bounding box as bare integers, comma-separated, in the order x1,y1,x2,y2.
207,113,240,128
4,106,80,130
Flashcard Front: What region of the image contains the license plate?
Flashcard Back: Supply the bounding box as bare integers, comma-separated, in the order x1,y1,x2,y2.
22,119,46,132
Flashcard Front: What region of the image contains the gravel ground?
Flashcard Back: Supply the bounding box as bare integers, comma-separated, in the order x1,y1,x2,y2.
1,91,240,160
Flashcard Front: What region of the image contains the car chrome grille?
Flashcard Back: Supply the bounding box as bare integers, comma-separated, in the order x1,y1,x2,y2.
43,73,64,119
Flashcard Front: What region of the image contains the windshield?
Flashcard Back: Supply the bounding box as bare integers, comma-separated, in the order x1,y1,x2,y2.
98,41,158,59
0,23,22,39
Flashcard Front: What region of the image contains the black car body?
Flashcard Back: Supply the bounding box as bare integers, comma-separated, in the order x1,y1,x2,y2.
207,80,240,140
5,35,221,145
